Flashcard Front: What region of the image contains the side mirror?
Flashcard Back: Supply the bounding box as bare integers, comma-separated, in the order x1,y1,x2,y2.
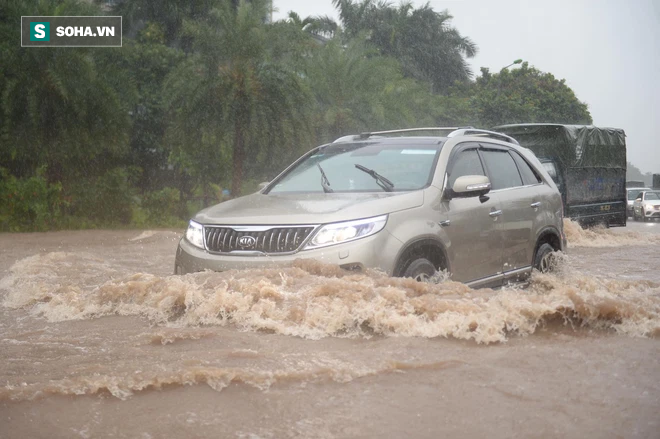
445,175,492,199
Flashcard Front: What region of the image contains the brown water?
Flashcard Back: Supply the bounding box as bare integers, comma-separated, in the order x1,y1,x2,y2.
1,221,659,438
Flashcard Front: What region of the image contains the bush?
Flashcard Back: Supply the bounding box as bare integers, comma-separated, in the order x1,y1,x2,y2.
66,167,139,225
140,187,186,226
0,167,63,232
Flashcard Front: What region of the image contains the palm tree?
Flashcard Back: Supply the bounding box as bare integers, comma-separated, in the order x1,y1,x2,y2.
286,11,338,40
0,0,132,183
112,0,217,46
164,0,309,197
303,38,439,141
331,0,477,93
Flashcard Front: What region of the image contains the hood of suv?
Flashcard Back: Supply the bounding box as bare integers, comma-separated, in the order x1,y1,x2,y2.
194,191,424,225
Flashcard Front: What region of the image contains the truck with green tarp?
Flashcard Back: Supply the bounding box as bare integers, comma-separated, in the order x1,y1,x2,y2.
493,124,627,227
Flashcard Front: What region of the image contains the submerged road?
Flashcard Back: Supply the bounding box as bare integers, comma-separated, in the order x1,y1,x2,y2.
0,221,658,439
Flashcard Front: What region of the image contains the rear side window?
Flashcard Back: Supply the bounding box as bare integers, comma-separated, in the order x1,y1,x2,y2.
481,149,523,190
447,149,485,189
511,152,542,185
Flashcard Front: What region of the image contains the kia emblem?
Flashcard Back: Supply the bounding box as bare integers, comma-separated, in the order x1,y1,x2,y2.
238,236,256,248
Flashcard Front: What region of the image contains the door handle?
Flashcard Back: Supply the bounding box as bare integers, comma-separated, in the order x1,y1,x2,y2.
530,202,541,208
438,220,451,227
489,210,502,217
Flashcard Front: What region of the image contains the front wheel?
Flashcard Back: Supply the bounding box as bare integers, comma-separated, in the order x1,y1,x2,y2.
533,243,557,273
402,258,436,282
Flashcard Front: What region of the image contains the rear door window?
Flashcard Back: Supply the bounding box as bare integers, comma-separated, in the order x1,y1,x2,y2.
511,152,542,185
480,149,523,190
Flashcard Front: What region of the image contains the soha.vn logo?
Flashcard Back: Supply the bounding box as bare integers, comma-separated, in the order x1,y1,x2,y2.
30,22,50,41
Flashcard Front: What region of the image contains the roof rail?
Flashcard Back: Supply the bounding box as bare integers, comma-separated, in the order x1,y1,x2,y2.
447,128,519,145
356,126,474,140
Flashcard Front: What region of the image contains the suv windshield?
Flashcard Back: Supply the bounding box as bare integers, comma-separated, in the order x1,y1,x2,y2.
268,143,441,193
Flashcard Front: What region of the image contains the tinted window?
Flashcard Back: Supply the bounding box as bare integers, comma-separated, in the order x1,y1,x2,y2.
447,149,485,188
511,152,542,185
481,149,523,190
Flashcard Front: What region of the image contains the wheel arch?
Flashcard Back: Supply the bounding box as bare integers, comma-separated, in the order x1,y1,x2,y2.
533,226,563,263
393,237,450,277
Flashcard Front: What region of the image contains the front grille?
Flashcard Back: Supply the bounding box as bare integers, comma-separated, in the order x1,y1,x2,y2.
204,226,316,254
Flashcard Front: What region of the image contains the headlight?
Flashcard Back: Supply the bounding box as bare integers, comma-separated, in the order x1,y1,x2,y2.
304,215,387,249
185,220,205,249
645,204,653,211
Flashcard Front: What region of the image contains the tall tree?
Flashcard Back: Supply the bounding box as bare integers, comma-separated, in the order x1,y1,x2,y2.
285,11,338,40
444,63,593,127
332,0,477,93
0,0,132,183
303,38,439,142
111,0,217,47
164,0,309,197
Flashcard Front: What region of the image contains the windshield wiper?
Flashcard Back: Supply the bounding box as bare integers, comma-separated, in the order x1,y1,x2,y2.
317,163,334,193
354,164,394,192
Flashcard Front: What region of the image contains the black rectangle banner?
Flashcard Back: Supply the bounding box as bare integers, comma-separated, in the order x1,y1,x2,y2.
21,16,122,47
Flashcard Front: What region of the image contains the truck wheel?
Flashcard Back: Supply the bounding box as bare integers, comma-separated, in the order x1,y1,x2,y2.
402,258,436,282
533,243,556,273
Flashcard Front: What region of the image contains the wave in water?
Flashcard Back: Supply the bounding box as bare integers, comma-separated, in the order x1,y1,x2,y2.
564,219,660,247
2,253,659,345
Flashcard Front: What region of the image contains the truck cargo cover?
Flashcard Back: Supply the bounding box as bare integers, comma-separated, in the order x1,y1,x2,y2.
493,124,626,169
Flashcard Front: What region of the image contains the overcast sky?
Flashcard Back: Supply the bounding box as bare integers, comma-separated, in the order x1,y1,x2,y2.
273,0,660,174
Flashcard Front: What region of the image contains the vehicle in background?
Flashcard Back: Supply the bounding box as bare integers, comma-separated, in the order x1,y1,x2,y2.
175,127,566,288
493,124,627,228
653,174,660,189
626,180,645,188
632,190,660,222
627,187,651,217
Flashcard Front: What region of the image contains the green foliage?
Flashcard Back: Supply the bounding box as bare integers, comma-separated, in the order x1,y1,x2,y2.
332,0,477,93
112,0,217,46
0,167,63,232
0,0,133,182
111,40,184,191
139,187,185,226
165,0,310,196
445,63,593,127
0,0,607,233
303,38,440,142
66,167,139,225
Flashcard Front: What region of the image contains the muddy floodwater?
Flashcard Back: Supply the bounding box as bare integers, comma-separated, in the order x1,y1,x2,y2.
1,221,659,438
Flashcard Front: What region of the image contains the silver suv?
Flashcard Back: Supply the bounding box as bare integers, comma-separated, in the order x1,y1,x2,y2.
175,128,566,288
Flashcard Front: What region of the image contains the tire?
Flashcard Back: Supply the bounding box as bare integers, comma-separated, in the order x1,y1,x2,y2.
533,243,556,273
402,258,436,282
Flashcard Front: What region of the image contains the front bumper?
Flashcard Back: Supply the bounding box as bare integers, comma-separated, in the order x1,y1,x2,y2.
642,208,660,219
174,229,403,275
